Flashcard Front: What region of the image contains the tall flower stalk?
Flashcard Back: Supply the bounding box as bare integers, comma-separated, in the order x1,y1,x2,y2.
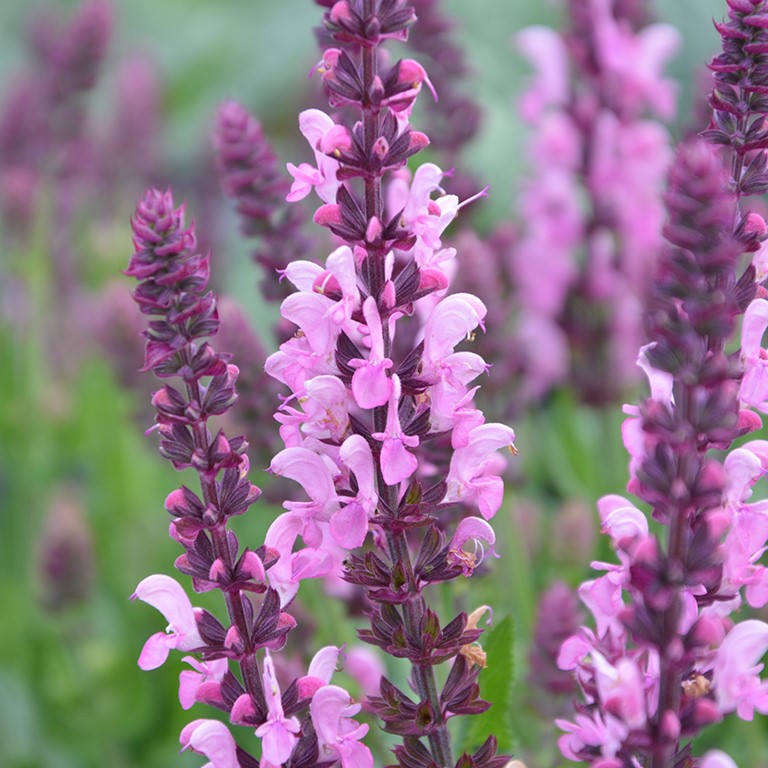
128,1,512,766
555,2,768,761
268,1,514,766
127,190,367,767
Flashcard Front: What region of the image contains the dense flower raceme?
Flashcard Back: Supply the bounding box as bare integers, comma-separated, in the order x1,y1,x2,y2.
556,139,768,768
703,0,768,275
473,0,679,409
263,2,515,767
126,188,370,768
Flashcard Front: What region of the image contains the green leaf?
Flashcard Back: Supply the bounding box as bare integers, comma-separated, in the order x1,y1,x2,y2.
462,615,515,754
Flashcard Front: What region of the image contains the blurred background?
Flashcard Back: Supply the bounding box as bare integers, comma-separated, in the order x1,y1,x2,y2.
3,0,765,767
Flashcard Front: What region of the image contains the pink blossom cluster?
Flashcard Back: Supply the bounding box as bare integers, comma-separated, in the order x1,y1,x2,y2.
510,0,679,404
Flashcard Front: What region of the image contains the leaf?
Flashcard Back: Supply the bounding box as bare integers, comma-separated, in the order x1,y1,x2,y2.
461,615,515,754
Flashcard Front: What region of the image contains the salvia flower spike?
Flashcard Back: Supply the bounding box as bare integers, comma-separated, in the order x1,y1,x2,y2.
265,0,515,766
556,136,768,765
126,188,365,767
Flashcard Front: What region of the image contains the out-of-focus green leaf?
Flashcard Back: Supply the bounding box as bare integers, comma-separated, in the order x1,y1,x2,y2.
462,615,515,755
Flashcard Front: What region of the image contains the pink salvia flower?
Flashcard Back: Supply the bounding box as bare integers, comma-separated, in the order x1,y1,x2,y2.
349,296,394,408
179,657,229,710
132,574,204,670
371,375,419,486
712,620,768,720
255,653,301,764
310,685,373,768
179,719,239,768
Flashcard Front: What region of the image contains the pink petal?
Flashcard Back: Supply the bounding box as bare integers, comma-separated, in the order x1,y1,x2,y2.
180,720,239,768
742,299,768,359
308,645,342,683
380,437,418,486
138,632,173,671
351,361,393,408
330,502,369,549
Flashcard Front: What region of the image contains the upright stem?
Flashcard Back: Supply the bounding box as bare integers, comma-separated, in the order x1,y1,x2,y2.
360,5,454,762
181,348,266,710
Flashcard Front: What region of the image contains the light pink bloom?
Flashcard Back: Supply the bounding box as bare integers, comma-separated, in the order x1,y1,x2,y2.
264,515,334,607
556,710,628,762
310,684,373,768
269,447,340,547
286,109,341,204
444,423,516,519
592,651,647,730
597,494,648,549
333,435,378,548
700,750,738,768
255,653,301,764
448,517,498,576
740,299,768,412
371,375,419,486
286,162,324,202
179,719,239,768
350,297,393,408
179,657,229,710
579,568,626,639
712,619,768,720
131,574,204,670
298,645,342,699
422,293,487,377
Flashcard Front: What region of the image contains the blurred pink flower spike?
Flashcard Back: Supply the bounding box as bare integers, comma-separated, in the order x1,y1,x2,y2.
179,719,239,768
131,574,204,670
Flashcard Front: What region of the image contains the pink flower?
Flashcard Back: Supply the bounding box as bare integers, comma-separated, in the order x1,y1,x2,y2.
371,375,419,486
179,719,239,768
310,684,373,768
712,620,768,720
591,651,647,730
269,447,340,547
297,645,342,699
740,299,768,412
515,26,569,122
444,423,516,519
255,653,301,764
131,574,204,670
555,711,628,763
699,750,738,768
264,515,334,607
448,517,498,576
286,109,341,204
179,656,229,710
349,297,393,408
344,647,385,700
332,435,378,549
